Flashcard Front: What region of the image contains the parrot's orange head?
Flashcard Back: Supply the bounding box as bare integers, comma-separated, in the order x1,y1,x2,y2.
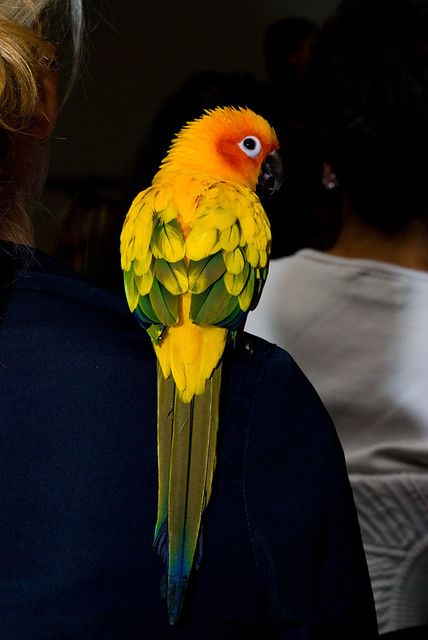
161,106,282,193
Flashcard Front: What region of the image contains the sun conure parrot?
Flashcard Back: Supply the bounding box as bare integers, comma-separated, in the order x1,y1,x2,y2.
120,106,282,624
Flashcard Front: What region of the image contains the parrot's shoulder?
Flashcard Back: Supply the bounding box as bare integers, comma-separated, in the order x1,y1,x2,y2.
123,184,177,228
187,178,270,269
197,179,259,208
194,180,270,242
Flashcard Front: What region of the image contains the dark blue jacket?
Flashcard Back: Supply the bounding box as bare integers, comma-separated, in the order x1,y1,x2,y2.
0,243,377,639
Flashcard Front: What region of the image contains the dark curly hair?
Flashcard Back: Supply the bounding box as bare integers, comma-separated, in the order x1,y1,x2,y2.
306,0,428,232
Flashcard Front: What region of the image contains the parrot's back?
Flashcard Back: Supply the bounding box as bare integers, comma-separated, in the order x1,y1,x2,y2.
120,106,281,623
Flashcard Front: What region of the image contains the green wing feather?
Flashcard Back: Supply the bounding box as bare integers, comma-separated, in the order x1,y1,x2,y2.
187,253,226,294
188,181,271,329
120,186,186,330
154,363,175,568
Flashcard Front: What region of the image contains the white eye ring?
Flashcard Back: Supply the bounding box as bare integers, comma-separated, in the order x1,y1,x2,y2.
238,135,262,158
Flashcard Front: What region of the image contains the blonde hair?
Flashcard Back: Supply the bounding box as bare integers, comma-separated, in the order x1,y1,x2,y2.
0,1,83,243
0,0,83,132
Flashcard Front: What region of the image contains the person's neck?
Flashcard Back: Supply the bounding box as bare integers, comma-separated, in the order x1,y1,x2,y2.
0,133,46,246
327,204,428,272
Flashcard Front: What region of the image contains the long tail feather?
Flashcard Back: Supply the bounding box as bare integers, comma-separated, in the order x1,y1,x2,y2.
154,364,175,566
167,394,193,623
155,364,222,624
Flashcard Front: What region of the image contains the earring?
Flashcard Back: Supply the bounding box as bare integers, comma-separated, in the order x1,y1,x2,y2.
322,163,339,190
39,39,58,71
41,56,57,70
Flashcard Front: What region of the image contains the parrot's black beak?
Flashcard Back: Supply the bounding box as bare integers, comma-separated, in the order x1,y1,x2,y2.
257,150,283,196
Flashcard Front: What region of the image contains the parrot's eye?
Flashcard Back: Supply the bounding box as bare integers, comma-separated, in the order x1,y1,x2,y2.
238,136,262,158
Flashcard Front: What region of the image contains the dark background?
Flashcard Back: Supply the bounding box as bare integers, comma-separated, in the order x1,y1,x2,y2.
50,0,339,179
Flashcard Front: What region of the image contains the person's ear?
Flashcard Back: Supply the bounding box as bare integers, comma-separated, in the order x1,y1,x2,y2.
29,40,58,139
322,162,339,191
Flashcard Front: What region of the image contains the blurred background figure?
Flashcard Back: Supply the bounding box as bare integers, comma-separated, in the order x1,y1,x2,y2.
53,180,124,295
248,0,428,634
261,16,338,257
263,16,317,126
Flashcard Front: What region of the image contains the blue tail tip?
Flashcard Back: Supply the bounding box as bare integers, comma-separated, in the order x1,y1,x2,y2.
167,581,188,625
